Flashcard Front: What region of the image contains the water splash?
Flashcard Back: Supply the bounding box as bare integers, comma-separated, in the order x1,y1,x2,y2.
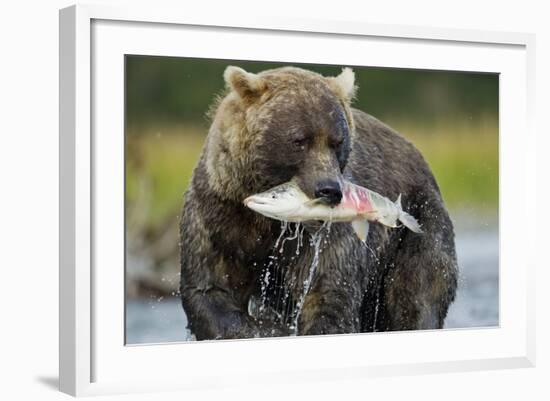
296,224,305,255
361,240,379,263
279,222,301,253
258,221,292,318
259,255,277,313
274,223,303,307
256,219,335,334
372,293,381,331
274,221,288,250
290,222,330,334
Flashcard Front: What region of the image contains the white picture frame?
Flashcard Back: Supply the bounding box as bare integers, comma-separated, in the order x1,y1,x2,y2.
59,3,536,397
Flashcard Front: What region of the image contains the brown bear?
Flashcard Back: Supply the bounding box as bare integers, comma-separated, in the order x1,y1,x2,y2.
179,65,458,340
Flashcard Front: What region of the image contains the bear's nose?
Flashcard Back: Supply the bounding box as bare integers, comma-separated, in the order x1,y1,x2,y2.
314,179,343,206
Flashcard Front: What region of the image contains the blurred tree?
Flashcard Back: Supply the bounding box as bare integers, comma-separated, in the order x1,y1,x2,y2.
126,56,498,131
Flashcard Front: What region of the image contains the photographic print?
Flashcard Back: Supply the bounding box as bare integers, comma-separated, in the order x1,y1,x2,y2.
125,57,498,344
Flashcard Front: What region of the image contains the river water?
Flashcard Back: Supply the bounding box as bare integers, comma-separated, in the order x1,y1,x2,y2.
126,228,499,344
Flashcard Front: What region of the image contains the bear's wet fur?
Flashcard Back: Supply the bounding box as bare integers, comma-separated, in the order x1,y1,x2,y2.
179,66,458,340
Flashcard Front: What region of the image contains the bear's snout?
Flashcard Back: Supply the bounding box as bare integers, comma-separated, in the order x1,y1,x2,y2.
314,179,343,206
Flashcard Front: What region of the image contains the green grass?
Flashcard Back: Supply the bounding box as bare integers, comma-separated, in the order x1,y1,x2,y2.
126,116,498,228
126,125,206,228
390,115,498,212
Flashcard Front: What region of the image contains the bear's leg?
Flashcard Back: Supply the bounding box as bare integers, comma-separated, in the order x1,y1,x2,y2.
375,229,458,331
182,285,257,340
299,286,362,335
182,285,291,340
180,204,290,340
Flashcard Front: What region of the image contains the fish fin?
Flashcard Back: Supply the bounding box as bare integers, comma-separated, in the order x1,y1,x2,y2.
395,194,423,233
351,219,370,242
399,211,423,233
395,194,402,209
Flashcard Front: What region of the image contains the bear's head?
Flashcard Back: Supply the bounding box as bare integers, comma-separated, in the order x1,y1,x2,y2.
205,66,357,206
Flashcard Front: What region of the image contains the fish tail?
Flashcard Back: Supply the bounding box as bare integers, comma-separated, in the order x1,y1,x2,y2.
395,195,423,233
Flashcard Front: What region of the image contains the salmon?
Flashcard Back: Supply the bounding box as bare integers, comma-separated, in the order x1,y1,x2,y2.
244,180,422,242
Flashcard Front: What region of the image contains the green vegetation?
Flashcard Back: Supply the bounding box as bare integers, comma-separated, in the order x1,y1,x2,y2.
125,116,498,229
396,116,499,212
126,125,205,228
126,56,498,128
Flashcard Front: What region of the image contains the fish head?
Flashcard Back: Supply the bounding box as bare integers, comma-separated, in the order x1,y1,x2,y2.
243,182,309,221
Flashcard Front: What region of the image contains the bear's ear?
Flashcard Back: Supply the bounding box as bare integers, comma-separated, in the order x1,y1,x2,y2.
224,66,267,102
326,67,357,102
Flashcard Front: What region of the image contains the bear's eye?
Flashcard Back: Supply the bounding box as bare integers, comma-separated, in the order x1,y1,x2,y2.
292,137,309,150
330,137,344,149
